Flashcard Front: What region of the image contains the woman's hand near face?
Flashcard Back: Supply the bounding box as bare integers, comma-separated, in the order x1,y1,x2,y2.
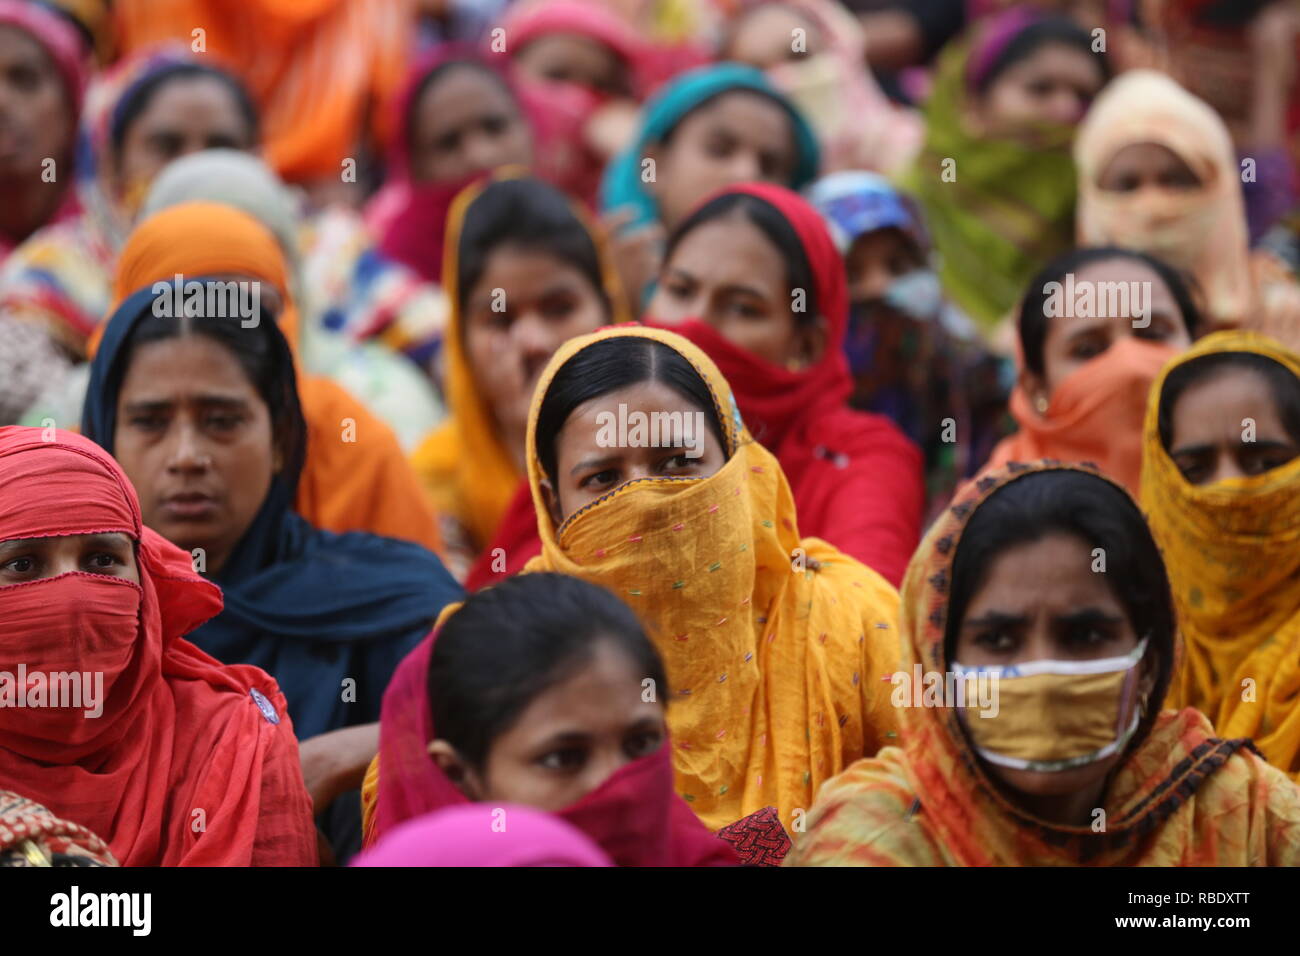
601,207,664,319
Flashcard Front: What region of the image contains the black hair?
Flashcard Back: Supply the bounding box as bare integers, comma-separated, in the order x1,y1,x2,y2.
428,572,668,770
663,190,819,324
1157,351,1300,450
456,177,612,317
944,470,1175,718
108,280,306,483
1018,246,1202,378
535,335,729,487
973,15,1111,95
407,59,518,147
110,63,259,159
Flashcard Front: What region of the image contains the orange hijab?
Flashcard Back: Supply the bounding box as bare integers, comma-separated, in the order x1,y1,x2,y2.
104,201,441,553
976,337,1180,498
113,0,410,184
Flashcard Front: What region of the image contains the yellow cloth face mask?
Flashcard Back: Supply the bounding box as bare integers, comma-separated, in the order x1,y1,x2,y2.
953,638,1148,772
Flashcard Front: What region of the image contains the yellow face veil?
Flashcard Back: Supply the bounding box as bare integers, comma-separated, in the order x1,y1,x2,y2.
521,326,903,832
1140,330,1300,778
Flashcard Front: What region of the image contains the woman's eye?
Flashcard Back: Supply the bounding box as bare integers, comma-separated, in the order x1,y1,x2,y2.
705,135,733,159
1070,341,1104,361
1174,457,1210,483
580,469,619,489
205,414,242,430
1064,625,1111,648
3,556,35,573
725,299,764,320
538,747,586,772
128,415,166,431
86,553,121,571
539,295,577,320
661,454,693,472
625,730,662,759
973,630,1015,653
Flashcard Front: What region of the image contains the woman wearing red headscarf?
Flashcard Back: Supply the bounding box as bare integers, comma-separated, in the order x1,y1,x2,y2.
644,182,924,586
0,426,317,867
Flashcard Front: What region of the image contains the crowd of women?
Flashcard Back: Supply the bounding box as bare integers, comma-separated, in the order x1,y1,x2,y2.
2,0,1300,868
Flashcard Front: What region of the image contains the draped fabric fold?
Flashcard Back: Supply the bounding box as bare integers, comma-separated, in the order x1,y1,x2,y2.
645,182,923,585
363,630,737,866
92,200,443,554
83,279,461,740
785,460,1300,866
0,427,316,866
1140,331,1300,780
517,326,903,832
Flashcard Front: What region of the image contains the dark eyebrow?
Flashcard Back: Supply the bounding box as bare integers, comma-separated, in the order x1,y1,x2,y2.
123,395,249,412
1243,440,1297,452
81,532,134,550
535,730,593,749
1053,608,1124,628
961,611,1028,630
0,532,133,556
1169,443,1215,458
720,282,772,301
570,454,621,477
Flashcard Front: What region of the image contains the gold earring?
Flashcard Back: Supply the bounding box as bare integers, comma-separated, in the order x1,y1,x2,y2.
1034,394,1049,414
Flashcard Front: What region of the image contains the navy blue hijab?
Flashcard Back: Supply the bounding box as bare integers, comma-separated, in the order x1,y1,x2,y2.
83,281,463,740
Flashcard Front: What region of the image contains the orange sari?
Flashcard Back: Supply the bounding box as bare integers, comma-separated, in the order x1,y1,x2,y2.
104,201,441,553
113,0,411,184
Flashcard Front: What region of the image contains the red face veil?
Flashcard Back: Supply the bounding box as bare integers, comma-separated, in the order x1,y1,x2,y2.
0,426,316,866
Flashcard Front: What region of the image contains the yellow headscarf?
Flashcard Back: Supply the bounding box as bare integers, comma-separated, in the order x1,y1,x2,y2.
1140,331,1300,779
411,173,629,561
520,326,902,832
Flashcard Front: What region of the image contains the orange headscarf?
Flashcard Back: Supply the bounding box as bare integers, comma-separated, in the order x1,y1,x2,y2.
785,462,1300,866
975,337,1180,497
113,0,411,183
105,201,442,553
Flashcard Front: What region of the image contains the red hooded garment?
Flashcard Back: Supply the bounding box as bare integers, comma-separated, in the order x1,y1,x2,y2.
0,427,317,867
365,632,737,867
646,182,924,586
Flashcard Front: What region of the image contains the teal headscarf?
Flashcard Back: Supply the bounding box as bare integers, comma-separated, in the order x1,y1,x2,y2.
599,62,820,229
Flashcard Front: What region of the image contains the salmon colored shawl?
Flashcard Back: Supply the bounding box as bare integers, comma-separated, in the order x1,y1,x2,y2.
0,427,316,866
411,174,628,563
519,326,904,832
1076,70,1300,339
1141,331,1300,780
785,460,1300,866
103,201,442,554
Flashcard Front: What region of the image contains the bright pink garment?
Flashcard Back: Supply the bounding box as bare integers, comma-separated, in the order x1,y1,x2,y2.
352,803,613,867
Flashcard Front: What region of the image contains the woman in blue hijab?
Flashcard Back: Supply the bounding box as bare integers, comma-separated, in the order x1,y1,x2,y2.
599,62,820,307
81,277,463,862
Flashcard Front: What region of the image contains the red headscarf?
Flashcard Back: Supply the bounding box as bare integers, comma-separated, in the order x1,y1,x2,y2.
0,427,317,867
366,632,737,867
644,182,924,585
